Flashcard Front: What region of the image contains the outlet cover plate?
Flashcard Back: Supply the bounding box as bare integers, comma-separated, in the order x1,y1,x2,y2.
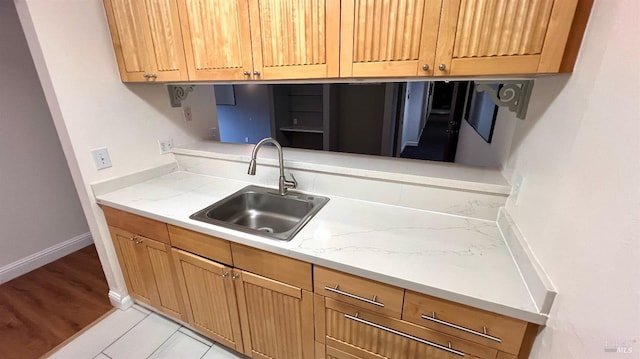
91,147,112,170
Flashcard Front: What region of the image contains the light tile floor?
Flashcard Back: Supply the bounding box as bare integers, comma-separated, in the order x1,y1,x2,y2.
49,305,244,359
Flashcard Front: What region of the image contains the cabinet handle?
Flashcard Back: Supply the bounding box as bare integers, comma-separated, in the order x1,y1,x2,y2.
345,312,464,357
143,73,157,79
324,285,384,307
135,239,143,245
438,64,447,71
243,70,251,76
421,312,501,343
232,273,240,281
422,64,429,71
253,70,261,76
222,272,230,278
129,236,137,241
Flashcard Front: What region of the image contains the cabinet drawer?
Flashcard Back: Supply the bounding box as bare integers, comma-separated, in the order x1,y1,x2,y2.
403,291,529,355
314,266,404,319
324,298,494,359
168,225,232,266
102,206,169,244
230,243,312,291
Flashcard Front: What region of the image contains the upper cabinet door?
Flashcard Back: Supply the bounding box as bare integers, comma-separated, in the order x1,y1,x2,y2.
339,0,442,77
142,0,189,81
104,0,188,82
248,0,341,80
104,0,151,82
178,0,254,81
434,0,579,76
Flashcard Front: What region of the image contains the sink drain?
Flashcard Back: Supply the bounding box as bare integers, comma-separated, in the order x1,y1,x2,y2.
257,227,274,233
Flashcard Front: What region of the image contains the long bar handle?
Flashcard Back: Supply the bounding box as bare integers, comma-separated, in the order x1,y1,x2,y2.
421,313,502,343
324,285,384,307
344,313,464,357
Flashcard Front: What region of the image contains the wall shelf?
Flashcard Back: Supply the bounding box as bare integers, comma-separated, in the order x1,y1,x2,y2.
279,125,324,134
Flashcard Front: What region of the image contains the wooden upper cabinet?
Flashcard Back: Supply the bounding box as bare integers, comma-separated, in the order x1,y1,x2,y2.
104,0,188,82
248,0,341,80
339,0,443,77
434,0,579,76
177,0,254,81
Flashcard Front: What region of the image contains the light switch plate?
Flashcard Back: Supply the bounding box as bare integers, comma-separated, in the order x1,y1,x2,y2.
91,147,112,170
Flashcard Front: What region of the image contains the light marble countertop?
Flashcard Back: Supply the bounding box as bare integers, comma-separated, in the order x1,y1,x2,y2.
95,170,545,324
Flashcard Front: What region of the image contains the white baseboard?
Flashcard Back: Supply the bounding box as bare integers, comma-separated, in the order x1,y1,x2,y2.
0,232,94,284
109,290,134,309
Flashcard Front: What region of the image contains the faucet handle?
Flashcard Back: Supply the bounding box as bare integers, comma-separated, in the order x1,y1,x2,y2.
287,173,298,189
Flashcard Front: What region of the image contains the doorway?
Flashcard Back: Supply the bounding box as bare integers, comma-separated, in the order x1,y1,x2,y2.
398,81,469,162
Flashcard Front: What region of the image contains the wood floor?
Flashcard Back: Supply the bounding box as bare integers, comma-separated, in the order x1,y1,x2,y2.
0,245,112,359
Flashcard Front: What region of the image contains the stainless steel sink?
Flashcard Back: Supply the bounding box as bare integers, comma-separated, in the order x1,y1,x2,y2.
190,185,329,241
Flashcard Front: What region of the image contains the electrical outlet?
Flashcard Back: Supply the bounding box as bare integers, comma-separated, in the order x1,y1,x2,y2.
158,138,174,154
91,147,112,170
182,106,192,122
244,136,249,143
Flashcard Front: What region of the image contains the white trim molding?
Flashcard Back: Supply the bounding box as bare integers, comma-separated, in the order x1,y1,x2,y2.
108,289,134,309
0,232,93,284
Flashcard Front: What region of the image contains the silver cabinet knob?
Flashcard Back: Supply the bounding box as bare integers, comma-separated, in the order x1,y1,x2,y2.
253,70,261,76
222,272,230,278
243,70,251,76
438,64,447,71
422,64,429,71
232,273,240,280
143,73,157,79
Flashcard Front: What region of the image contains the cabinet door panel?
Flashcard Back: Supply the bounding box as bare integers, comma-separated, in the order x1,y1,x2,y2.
104,0,149,81
340,0,441,77
178,0,254,80
110,227,155,305
435,0,578,75
143,239,185,320
249,0,340,79
143,0,188,81
235,271,314,359
172,249,244,351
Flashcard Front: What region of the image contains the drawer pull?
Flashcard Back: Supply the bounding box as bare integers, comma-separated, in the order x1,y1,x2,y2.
324,285,384,307
421,312,502,343
345,312,464,357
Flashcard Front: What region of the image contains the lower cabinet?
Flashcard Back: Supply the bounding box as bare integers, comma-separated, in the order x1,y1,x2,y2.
171,247,314,359
110,226,185,320
104,207,540,359
171,249,244,352
317,297,493,359
234,270,315,359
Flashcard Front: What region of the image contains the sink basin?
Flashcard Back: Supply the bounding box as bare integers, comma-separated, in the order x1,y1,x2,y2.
190,185,329,241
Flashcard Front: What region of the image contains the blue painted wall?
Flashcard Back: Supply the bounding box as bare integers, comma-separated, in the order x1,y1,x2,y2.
215,84,272,144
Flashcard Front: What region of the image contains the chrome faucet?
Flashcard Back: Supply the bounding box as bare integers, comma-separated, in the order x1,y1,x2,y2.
248,137,297,195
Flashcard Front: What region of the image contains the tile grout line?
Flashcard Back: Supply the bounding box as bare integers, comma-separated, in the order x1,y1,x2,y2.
98,309,151,357
144,327,181,359
178,326,214,347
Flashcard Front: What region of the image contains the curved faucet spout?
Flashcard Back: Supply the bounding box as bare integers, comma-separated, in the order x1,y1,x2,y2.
248,137,297,195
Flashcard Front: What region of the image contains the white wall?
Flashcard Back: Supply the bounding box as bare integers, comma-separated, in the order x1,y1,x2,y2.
15,0,218,303
502,1,640,357
401,82,427,150
455,108,517,168
0,0,89,277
